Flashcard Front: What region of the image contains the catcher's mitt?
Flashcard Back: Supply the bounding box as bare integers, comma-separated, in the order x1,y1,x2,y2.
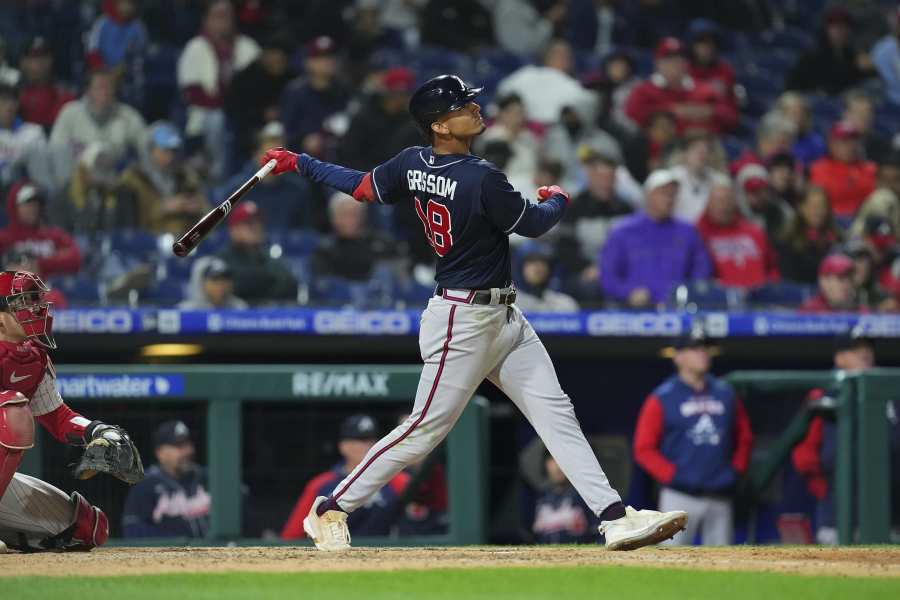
73,423,144,485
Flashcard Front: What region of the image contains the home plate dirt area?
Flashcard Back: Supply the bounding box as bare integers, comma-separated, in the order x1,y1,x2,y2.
5,546,900,578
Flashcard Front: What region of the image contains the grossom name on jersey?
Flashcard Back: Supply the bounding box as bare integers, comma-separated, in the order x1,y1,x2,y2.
406,170,458,200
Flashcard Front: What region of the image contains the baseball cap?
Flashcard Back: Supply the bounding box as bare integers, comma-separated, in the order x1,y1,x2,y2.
24,36,50,57
202,258,231,280
149,122,182,151
577,138,622,165
824,6,852,26
382,67,415,93
644,169,679,192
829,120,861,140
819,253,854,277
339,414,379,441
742,175,769,194
15,183,42,205
654,37,686,60
863,215,896,250
153,420,192,448
228,201,262,227
305,36,336,58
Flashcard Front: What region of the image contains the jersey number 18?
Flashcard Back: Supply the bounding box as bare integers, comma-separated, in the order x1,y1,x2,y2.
414,198,454,257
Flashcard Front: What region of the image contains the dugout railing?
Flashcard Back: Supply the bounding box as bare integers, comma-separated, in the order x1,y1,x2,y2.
19,365,489,546
726,369,898,545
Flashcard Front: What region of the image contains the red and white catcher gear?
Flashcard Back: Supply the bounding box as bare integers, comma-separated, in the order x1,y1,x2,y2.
0,390,33,499
67,492,109,550
0,270,56,349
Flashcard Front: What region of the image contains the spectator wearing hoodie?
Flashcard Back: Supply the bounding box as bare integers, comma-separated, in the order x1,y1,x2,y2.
280,36,350,156
49,68,146,185
786,6,874,95
178,257,248,310
117,121,207,235
810,120,877,221
0,181,81,277
0,83,48,189
216,201,297,305
17,37,76,130
497,39,597,126
514,246,579,313
734,163,794,238
624,37,737,136
775,185,842,285
177,0,260,180
85,0,148,108
685,19,738,112
600,169,712,307
799,253,859,313
696,180,780,289
670,132,730,224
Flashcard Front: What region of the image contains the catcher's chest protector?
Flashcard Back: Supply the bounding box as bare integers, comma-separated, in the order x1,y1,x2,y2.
0,391,34,498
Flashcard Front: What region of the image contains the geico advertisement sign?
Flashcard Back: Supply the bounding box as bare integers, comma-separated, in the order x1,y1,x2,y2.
312,311,413,335
585,313,683,336
53,310,135,333
292,371,390,397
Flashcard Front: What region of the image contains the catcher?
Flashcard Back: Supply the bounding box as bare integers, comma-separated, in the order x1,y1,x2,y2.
0,270,142,553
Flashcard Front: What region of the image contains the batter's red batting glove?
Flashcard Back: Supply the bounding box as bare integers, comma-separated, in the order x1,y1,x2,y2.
262,147,300,175
536,184,570,204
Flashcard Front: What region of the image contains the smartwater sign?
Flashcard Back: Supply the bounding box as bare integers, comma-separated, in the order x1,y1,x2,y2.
57,374,185,398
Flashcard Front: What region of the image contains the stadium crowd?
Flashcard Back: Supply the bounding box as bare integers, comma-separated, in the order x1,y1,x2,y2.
1,0,900,312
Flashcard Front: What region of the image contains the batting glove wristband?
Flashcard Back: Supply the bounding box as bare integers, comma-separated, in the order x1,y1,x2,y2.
261,147,300,175
536,185,570,204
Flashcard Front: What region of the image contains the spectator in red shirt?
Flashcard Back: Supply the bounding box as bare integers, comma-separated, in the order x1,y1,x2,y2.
697,181,779,288
810,121,877,220
686,19,738,110
624,37,737,135
799,253,859,313
16,37,75,130
0,180,81,278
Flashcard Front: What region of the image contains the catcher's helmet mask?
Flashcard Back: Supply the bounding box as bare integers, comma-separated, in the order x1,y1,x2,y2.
0,270,56,349
409,74,484,140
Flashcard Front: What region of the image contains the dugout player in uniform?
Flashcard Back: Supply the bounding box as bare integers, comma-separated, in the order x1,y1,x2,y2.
0,270,135,552
633,326,753,545
262,74,688,551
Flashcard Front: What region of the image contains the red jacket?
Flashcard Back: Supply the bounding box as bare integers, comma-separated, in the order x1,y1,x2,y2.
18,84,76,129
792,414,828,500
696,212,780,288
624,73,737,134
809,157,877,218
689,60,738,108
0,181,82,277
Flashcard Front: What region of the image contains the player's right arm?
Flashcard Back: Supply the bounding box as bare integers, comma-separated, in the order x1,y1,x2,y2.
480,170,569,238
262,148,407,205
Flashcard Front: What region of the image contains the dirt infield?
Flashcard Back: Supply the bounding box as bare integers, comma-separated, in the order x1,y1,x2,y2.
5,546,900,578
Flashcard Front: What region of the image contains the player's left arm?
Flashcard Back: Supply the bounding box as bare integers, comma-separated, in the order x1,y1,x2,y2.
731,396,753,475
481,170,569,238
261,147,406,205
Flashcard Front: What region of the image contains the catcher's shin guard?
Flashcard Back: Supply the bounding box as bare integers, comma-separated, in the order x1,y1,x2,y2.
64,492,109,551
0,391,33,498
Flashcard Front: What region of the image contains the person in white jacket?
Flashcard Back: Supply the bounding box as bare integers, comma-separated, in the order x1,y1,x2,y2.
177,0,259,181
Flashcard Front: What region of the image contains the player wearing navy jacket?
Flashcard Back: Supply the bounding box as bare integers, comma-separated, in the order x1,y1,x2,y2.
634,326,753,545
263,74,688,551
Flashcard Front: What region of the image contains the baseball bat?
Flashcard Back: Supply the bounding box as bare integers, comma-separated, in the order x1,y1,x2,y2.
172,159,277,257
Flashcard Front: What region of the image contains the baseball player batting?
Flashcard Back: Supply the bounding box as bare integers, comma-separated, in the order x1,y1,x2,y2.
263,74,688,551
0,270,141,553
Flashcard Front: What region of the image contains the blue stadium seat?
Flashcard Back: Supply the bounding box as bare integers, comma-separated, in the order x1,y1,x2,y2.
721,136,747,161
268,230,320,258
50,275,101,306
141,277,188,306
472,48,525,79
191,228,229,257
747,281,815,308
104,230,159,260
758,28,815,53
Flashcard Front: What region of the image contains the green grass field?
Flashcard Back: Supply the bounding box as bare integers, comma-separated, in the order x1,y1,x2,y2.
11,565,900,600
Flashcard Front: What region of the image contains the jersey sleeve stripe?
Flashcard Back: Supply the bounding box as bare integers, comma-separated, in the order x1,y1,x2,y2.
29,374,64,417
371,166,385,204
504,198,528,234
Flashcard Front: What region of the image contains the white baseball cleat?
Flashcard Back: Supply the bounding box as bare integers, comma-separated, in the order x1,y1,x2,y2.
303,496,351,552
600,506,688,551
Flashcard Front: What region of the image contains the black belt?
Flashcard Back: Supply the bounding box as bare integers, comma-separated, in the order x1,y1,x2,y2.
436,287,517,306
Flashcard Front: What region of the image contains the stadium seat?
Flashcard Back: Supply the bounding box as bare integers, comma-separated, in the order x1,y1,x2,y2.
472,48,525,79
669,280,745,311
747,281,816,308
758,27,815,53
50,275,101,306
103,230,159,260
268,231,320,258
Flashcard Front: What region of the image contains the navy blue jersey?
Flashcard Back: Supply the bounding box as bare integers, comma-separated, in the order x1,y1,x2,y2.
295,146,568,290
